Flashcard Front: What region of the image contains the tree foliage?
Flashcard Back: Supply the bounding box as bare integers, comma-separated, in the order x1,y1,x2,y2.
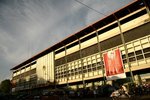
0,79,12,94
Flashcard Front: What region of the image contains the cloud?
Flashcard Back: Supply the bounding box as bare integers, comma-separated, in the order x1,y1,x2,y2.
81,0,134,25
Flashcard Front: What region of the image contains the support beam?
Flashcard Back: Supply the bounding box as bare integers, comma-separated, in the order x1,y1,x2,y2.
91,26,106,85
114,14,134,83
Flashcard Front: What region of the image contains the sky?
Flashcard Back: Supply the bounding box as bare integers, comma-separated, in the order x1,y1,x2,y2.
0,0,134,82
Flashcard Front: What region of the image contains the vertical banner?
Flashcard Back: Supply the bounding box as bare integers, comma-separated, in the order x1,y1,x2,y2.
103,48,126,80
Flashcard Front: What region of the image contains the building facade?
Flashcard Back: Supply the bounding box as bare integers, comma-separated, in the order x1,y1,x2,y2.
11,0,150,92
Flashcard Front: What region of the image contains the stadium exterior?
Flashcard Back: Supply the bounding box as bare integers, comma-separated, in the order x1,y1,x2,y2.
11,0,150,92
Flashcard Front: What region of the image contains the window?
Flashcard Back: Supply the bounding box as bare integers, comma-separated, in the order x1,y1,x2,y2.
124,23,150,43
128,52,134,57
145,53,150,58
81,44,99,58
137,55,144,60
100,35,122,51
120,9,147,25
92,67,96,71
135,50,142,55
143,47,150,53
129,57,136,62
83,70,87,73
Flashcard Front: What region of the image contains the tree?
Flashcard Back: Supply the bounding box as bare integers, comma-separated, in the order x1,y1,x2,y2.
0,79,12,94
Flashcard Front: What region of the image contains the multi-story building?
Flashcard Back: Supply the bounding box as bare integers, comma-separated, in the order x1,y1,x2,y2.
11,0,150,92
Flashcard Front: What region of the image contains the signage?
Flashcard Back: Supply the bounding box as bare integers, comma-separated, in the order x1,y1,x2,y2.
103,49,126,80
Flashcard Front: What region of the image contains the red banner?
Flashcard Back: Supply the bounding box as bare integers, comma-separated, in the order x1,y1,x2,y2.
103,49,126,80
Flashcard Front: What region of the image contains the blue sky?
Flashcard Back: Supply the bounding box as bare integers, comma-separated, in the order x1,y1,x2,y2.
0,0,134,81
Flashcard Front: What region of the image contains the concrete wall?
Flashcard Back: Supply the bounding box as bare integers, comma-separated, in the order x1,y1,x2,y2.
36,52,54,84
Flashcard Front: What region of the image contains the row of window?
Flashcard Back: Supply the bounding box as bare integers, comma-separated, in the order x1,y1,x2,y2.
55,65,102,79
13,68,36,80
55,22,150,67
15,76,37,89
13,61,36,76
55,35,150,81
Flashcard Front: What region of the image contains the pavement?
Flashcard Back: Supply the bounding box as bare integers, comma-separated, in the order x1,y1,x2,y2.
70,95,150,100
1,94,150,100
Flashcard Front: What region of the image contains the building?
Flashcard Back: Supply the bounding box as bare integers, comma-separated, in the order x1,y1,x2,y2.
11,0,150,92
